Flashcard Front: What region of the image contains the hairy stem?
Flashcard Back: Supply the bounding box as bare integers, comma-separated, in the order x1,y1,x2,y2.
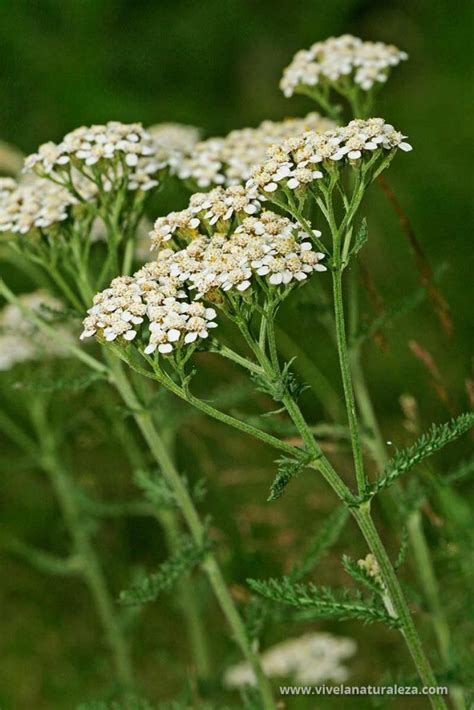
104,352,276,709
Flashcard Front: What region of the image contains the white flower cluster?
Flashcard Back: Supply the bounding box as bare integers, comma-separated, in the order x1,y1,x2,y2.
0,291,74,370
250,118,412,195
280,35,407,97
80,258,217,355
224,632,356,688
23,121,169,193
0,178,76,235
175,113,336,188
149,185,263,250
147,122,201,156
81,188,326,356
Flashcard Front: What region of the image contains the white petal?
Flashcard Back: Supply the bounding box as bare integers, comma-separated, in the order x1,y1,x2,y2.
167,328,181,342
184,332,198,343
125,153,139,167
123,330,137,341
158,343,173,354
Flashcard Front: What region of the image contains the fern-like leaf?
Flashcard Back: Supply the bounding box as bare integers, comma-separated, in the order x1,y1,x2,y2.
290,506,349,581
267,452,311,501
366,413,474,497
341,554,383,594
350,218,368,258
119,536,208,606
133,469,176,509
247,577,399,627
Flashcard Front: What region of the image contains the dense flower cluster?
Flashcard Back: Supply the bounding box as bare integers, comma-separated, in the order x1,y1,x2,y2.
174,113,336,188
224,632,356,688
280,35,407,97
0,291,74,370
81,188,326,356
0,178,76,235
147,122,201,155
149,185,263,250
23,121,169,194
250,118,412,195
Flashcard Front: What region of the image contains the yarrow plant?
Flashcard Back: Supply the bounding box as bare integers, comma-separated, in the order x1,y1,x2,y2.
280,34,407,117
1,33,472,710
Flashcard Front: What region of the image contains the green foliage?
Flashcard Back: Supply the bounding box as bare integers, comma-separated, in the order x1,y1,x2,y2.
365,413,474,497
290,506,349,581
133,469,176,509
341,554,383,594
11,371,106,392
442,454,474,485
119,535,208,606
247,576,400,627
251,357,308,403
267,453,311,501
350,218,368,258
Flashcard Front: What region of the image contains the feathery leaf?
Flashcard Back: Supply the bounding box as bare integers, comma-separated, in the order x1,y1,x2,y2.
247,576,399,627
119,535,208,606
290,506,349,581
366,413,474,497
267,453,311,501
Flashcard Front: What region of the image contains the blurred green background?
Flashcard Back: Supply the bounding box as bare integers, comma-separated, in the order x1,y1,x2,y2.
0,1,472,708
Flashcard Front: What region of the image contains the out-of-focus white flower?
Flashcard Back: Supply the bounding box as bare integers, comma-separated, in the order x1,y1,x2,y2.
23,121,169,195
224,632,356,688
250,118,412,196
174,113,336,188
147,122,202,156
0,178,76,235
280,35,407,97
0,291,74,370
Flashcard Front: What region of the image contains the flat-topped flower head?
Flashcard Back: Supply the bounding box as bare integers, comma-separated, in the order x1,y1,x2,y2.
23,121,170,195
280,35,407,98
0,178,76,235
0,291,74,370
149,184,263,250
250,118,412,197
175,112,336,189
80,267,217,355
83,206,326,358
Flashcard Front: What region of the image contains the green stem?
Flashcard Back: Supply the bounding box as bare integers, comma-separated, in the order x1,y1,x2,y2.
352,506,446,708
256,302,444,706
348,269,463,707
332,267,367,494
106,393,212,682
103,351,276,709
30,401,134,690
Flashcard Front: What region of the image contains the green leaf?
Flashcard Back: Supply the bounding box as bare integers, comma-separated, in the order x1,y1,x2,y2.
290,506,348,581
350,218,368,258
267,453,311,501
247,576,399,627
119,535,208,606
341,554,383,594
133,469,176,509
11,371,106,393
366,413,474,497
